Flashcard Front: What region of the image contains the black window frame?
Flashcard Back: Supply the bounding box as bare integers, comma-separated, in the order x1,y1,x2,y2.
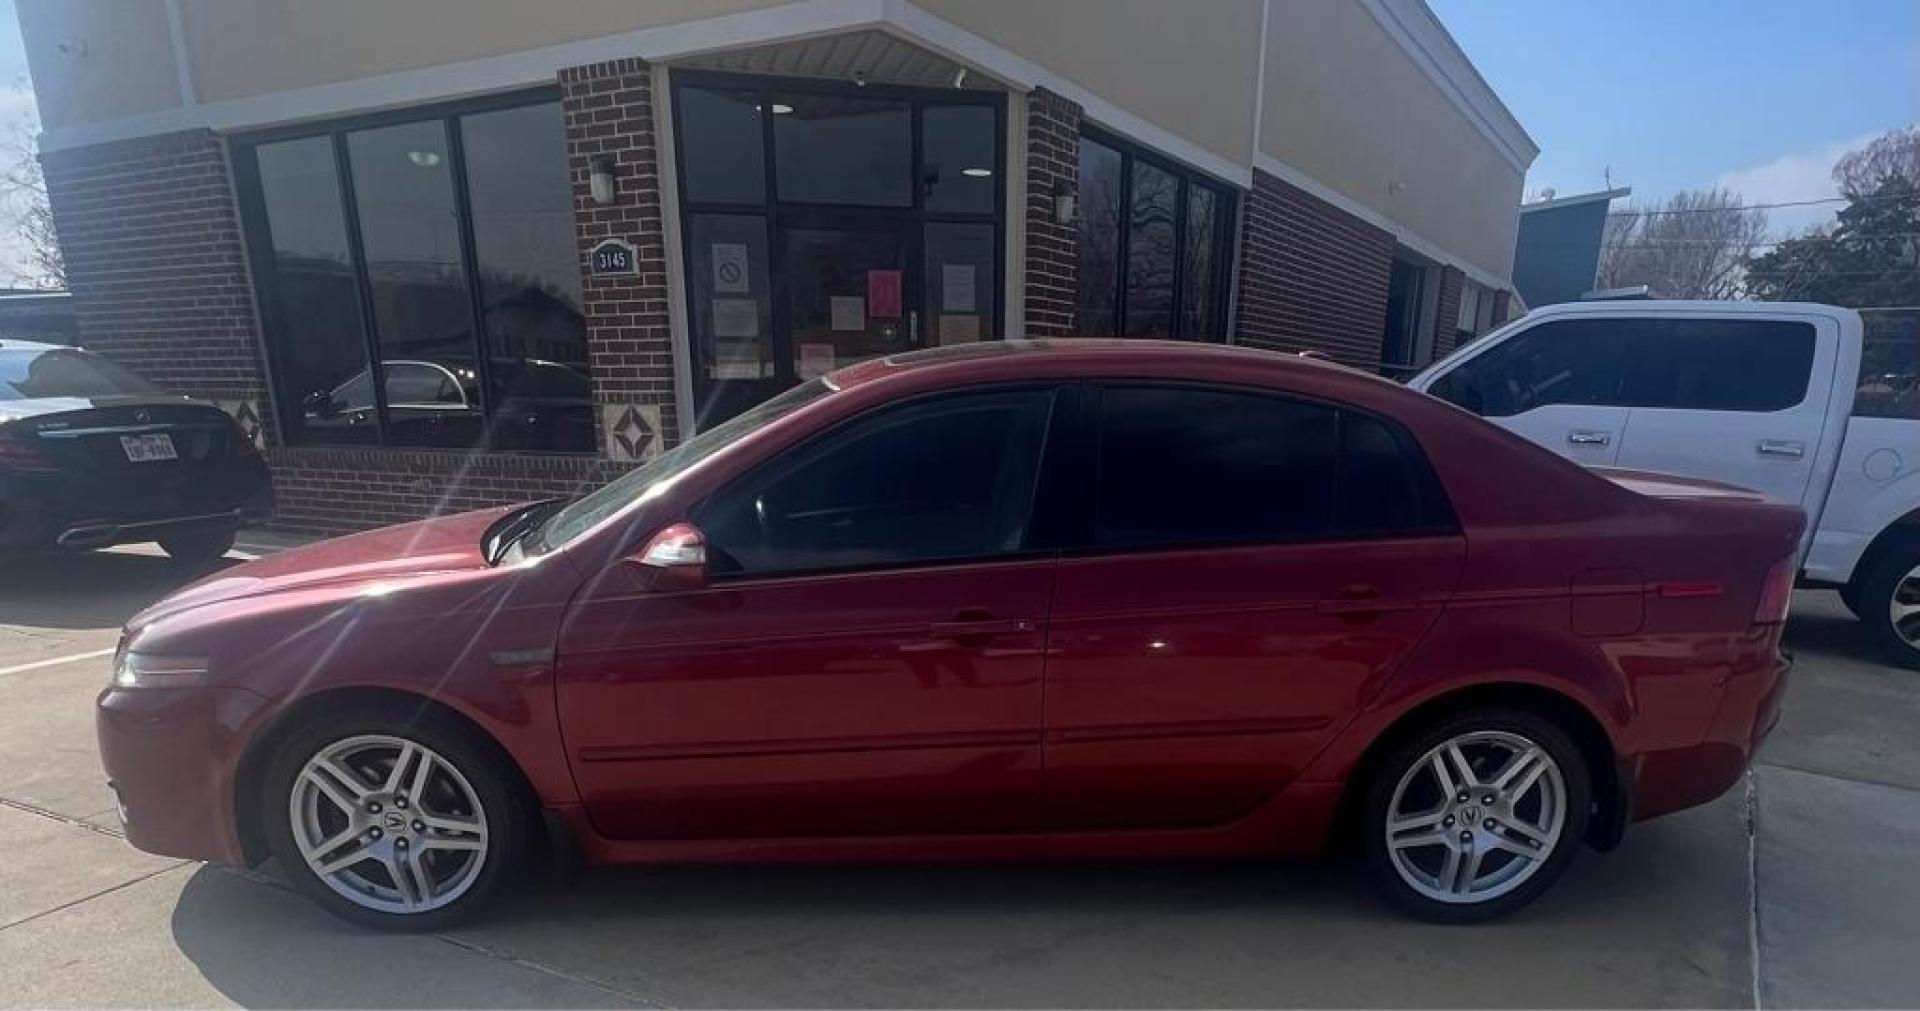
1075,126,1238,341
688,382,1067,582
231,87,587,453
1058,381,1457,556
669,69,1008,424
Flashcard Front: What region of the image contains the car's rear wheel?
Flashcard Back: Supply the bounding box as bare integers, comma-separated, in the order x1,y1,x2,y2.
156,526,235,566
1361,709,1590,923
261,705,530,931
1857,537,1920,670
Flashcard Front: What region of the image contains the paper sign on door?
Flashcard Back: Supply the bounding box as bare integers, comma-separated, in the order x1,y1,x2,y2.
867,269,902,318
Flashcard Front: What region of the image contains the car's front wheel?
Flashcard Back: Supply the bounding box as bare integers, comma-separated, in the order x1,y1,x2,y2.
261,705,530,931
1361,709,1590,923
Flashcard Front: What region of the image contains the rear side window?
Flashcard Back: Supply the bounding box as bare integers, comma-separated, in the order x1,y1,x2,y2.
1616,319,1815,412
1091,386,1452,550
696,388,1056,576
1857,314,1918,420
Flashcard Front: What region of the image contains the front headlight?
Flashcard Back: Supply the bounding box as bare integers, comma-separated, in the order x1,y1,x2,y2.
111,649,210,689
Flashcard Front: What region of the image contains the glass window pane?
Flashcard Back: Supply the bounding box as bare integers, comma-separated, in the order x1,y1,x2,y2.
784,226,910,368
254,135,376,445
925,222,994,346
678,87,767,205
922,105,996,213
695,389,1055,575
347,119,479,448
1618,320,1815,412
688,212,775,388
1178,185,1218,338
1095,387,1337,548
1858,315,1919,420
1428,319,1628,417
461,102,593,453
1338,412,1423,534
1123,161,1178,336
1075,137,1123,335
773,94,911,206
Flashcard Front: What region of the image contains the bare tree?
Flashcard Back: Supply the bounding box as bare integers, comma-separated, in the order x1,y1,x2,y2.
1834,125,1919,200
0,107,64,289
1596,187,1769,300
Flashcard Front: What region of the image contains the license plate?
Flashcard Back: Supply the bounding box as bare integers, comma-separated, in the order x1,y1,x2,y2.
120,433,178,462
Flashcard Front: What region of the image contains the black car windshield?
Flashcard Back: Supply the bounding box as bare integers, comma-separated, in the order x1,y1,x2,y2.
528,378,835,554
0,347,163,400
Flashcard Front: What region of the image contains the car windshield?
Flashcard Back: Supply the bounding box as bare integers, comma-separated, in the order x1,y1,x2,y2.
0,347,163,400
528,378,836,553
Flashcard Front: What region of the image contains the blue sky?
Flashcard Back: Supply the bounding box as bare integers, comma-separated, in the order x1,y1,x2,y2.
1430,0,1918,234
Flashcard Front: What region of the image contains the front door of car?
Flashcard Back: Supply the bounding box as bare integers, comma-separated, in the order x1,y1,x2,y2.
1420,319,1630,466
554,386,1063,841
1042,385,1466,830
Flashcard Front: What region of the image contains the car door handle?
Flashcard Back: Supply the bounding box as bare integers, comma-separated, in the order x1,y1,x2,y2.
1757,439,1806,458
1567,429,1611,447
927,617,1036,643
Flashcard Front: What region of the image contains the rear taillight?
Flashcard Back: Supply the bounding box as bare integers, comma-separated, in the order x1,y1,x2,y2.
1754,555,1797,624
0,428,55,472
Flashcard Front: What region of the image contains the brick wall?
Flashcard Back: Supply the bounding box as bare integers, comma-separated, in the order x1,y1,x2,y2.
1233,168,1396,368
1023,89,1081,337
41,130,273,434
264,447,626,536
560,58,679,456
1432,266,1466,358
1491,288,1514,324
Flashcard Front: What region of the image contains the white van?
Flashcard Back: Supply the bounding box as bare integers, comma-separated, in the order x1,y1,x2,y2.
1409,300,1920,668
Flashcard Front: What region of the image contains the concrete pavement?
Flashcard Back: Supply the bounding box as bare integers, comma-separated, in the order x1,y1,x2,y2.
1,544,1915,1007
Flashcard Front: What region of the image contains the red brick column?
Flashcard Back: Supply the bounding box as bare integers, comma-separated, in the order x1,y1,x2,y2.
560,57,678,462
41,129,274,444
1023,89,1081,337
1232,168,1396,369
1491,289,1514,324
1432,266,1466,357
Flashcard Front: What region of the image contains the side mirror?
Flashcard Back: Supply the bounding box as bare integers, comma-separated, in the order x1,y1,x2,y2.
625,521,710,593
303,390,339,419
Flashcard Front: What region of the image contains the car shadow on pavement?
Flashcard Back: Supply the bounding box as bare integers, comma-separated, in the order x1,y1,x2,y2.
0,548,237,630
168,800,1744,1009
1782,594,1890,669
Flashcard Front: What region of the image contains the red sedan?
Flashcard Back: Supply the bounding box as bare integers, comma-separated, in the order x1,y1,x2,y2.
98,341,1800,929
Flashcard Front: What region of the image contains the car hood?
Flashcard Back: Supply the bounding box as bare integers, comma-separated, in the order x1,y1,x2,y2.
131,506,516,626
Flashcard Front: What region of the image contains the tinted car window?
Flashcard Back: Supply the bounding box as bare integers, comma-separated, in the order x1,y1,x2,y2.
1616,319,1814,412
1339,412,1430,534
696,388,1056,575
0,348,161,400
1857,321,1919,420
1095,387,1337,548
1429,319,1627,417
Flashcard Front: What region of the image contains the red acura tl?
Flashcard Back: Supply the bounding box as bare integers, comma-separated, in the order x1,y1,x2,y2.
98,341,1800,929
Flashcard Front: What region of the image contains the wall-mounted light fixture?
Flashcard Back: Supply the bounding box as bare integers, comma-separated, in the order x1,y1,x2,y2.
590,156,618,205
1053,180,1077,225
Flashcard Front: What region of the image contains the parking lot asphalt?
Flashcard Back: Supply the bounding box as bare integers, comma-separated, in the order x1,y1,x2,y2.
1,543,1916,1008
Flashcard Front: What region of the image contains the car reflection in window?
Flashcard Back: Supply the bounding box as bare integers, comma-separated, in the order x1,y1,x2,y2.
301,358,594,451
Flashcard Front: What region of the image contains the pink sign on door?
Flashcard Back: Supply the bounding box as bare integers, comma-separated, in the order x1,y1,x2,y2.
867,269,902,318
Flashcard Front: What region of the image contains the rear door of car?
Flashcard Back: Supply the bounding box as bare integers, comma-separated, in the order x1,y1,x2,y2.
1611,312,1850,523
1038,383,1466,831
1415,317,1630,465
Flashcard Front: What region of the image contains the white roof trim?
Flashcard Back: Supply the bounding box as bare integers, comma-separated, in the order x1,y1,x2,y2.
35,0,1248,185
1356,0,1538,173
1519,187,1633,213
1254,152,1512,291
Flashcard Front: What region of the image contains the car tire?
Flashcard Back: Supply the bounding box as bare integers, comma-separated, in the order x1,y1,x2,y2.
1360,708,1591,923
156,527,236,567
1838,581,1865,620
261,702,532,931
1855,536,1920,670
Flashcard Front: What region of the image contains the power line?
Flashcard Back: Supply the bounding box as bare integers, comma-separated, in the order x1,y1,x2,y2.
1603,190,1914,217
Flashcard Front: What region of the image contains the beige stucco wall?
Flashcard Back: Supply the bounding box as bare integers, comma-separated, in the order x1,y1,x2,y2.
1261,0,1523,278
913,0,1264,171
16,1,184,129
173,0,785,104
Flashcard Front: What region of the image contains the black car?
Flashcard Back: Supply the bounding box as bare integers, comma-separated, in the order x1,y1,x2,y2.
0,340,273,564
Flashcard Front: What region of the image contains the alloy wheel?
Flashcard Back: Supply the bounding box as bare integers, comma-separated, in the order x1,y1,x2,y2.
1892,563,1920,648
287,734,490,915
1383,730,1566,904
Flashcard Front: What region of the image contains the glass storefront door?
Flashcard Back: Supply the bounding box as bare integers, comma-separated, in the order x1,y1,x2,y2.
673,72,1004,430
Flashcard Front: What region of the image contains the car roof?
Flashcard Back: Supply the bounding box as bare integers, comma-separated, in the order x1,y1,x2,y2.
829,338,1395,396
